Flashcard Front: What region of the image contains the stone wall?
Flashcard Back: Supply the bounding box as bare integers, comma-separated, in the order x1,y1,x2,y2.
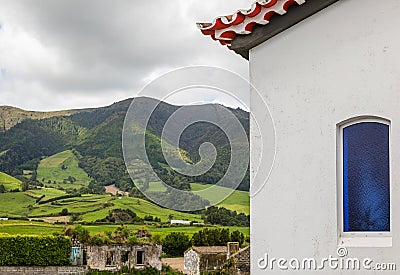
199,253,227,273
0,266,88,275
184,249,200,275
86,244,162,271
231,246,250,275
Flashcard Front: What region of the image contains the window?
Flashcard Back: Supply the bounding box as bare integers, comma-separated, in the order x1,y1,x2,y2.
106,251,116,266
121,251,130,263
338,118,391,241
136,251,145,265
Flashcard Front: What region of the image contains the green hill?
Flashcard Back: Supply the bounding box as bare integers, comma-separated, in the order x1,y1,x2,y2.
0,172,21,191
191,183,250,215
0,97,250,217
37,150,91,189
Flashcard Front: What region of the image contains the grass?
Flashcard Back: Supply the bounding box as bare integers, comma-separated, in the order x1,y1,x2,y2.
0,193,35,217
191,183,250,215
0,220,250,239
0,220,63,235
81,196,201,222
140,182,250,215
37,150,90,189
83,224,249,239
25,188,67,199
29,194,113,217
147,182,167,192
0,172,22,191
0,189,201,222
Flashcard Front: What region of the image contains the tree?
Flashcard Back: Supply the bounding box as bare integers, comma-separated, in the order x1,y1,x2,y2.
191,228,240,246
230,230,245,246
21,181,29,192
63,225,90,243
162,232,191,257
60,208,69,216
0,184,5,193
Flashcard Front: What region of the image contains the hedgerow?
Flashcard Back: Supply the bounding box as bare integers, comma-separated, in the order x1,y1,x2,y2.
0,235,71,266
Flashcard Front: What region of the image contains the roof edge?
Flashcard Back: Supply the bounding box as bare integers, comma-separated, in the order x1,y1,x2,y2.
231,0,340,59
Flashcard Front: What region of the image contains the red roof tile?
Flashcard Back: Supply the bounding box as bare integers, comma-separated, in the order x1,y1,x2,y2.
197,0,306,51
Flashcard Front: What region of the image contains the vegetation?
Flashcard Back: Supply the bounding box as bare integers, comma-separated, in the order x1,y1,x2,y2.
162,232,192,257
63,225,150,246
192,228,245,247
0,235,71,266
0,98,251,246
87,265,183,275
161,228,246,257
0,172,21,191
0,220,249,241
191,184,249,215
37,150,90,189
96,208,143,223
0,98,250,194
0,117,84,175
203,206,249,226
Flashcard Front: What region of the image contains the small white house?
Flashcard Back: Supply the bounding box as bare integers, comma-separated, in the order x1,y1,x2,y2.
199,0,400,273
170,220,191,225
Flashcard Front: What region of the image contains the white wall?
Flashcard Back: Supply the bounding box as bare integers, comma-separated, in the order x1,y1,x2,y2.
250,0,400,273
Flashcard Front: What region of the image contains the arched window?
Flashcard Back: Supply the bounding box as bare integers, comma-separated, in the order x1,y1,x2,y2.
339,118,390,235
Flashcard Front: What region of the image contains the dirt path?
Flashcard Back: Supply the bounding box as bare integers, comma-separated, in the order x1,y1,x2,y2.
29,216,70,223
105,184,129,196
162,258,185,273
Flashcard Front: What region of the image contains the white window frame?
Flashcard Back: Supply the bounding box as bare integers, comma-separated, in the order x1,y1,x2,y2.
337,117,392,247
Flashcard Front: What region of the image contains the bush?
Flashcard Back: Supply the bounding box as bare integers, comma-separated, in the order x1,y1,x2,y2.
0,235,71,266
203,206,250,226
60,208,69,216
191,228,245,246
162,232,191,257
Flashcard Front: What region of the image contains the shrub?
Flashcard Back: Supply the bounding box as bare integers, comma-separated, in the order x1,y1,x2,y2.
0,235,71,266
162,232,191,257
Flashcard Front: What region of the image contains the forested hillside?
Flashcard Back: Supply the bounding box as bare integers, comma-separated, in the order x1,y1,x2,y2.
0,98,250,196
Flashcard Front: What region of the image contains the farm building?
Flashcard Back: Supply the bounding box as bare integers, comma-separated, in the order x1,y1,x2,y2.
229,246,251,275
184,242,245,275
198,0,400,274
84,244,162,272
170,219,191,225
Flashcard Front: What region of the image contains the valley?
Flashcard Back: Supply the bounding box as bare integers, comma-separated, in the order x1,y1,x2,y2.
0,98,250,239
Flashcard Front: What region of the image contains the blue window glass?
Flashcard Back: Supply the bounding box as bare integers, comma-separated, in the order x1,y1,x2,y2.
343,122,390,232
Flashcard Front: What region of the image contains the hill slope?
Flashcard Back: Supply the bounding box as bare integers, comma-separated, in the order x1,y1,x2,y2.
0,172,21,191
0,97,250,196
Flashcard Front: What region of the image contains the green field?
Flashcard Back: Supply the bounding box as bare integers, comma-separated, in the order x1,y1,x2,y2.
0,172,21,191
0,189,201,223
191,183,250,215
0,219,249,239
142,182,250,215
81,196,201,222
0,193,35,217
0,220,62,235
0,151,249,239
25,188,67,199
37,150,90,189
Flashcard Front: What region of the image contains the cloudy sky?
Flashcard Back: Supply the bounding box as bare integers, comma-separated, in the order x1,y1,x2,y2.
0,0,253,111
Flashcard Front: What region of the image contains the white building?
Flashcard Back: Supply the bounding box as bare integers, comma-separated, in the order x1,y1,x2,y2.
170,220,191,225
199,0,400,273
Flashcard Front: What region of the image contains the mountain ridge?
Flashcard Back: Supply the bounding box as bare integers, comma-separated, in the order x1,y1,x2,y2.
0,97,250,193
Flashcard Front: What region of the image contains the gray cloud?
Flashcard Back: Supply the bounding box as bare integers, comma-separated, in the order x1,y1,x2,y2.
0,0,251,111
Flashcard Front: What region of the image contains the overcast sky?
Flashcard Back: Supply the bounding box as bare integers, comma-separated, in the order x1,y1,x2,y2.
0,0,253,111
